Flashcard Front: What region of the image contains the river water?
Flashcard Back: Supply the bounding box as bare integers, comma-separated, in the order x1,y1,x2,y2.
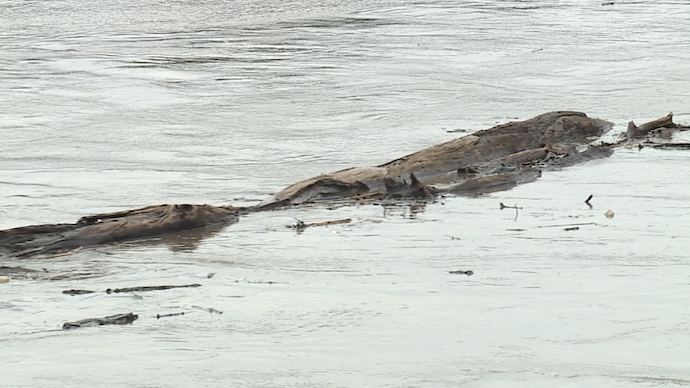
1,0,690,387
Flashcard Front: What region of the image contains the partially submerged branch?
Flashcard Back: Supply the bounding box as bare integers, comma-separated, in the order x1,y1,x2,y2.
63,283,201,296
627,112,677,140
288,218,352,232
449,270,474,276
63,312,138,330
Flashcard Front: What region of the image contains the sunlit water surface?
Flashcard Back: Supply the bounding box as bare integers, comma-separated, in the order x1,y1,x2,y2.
1,1,689,387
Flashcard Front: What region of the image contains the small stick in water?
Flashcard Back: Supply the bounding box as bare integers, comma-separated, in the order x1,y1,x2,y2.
64,284,201,296
288,218,352,232
63,289,97,295
500,203,522,221
449,270,474,276
106,284,201,294
585,194,593,208
156,312,186,319
192,305,223,314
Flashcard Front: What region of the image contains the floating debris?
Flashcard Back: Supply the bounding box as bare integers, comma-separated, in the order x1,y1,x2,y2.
156,312,186,319
232,279,281,284
63,312,138,330
106,284,201,294
605,210,615,219
288,218,352,232
564,227,580,231
63,284,201,296
536,222,597,229
449,270,474,276
585,194,593,208
500,203,522,221
192,305,223,315
63,289,97,295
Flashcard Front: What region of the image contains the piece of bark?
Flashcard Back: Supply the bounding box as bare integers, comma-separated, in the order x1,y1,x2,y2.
62,312,138,330
449,270,474,276
106,284,201,294
63,289,97,295
288,218,352,231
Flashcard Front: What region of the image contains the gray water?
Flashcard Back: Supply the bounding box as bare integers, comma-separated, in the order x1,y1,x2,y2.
2,1,690,387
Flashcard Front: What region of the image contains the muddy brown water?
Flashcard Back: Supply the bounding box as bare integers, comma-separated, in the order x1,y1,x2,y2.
1,1,690,387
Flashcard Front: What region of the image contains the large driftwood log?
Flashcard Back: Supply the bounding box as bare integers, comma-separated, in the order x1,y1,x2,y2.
0,111,684,259
259,111,613,207
0,204,238,258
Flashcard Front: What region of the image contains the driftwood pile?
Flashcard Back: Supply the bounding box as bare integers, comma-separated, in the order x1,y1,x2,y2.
0,111,687,259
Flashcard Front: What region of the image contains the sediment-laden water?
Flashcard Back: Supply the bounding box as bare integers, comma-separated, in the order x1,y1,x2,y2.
1,1,689,387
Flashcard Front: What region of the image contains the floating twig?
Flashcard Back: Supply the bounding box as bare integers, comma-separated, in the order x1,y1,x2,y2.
232,279,282,284
63,289,97,295
500,203,522,221
449,270,474,276
564,227,580,231
192,305,223,315
63,284,201,296
106,284,201,294
288,218,352,232
585,194,593,208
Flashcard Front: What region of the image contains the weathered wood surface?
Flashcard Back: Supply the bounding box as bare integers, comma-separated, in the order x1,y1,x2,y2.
260,111,614,207
62,313,138,330
63,283,202,296
0,204,238,258
0,111,684,259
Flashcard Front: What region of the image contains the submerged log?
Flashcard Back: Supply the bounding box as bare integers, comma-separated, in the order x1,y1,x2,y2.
0,204,238,258
0,111,684,258
62,312,138,330
288,218,352,232
62,283,202,296
260,111,613,207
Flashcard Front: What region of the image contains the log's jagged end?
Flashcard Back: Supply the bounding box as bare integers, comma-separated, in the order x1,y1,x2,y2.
627,112,675,140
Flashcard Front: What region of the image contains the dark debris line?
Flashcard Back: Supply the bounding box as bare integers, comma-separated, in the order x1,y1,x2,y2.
62,283,201,296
